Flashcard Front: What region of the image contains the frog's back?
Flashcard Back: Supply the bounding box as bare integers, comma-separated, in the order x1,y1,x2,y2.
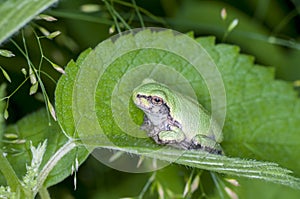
173,93,223,143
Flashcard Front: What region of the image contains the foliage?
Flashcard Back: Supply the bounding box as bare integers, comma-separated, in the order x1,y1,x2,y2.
0,0,300,198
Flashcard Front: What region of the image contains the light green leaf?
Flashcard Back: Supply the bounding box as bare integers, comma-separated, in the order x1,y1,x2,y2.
55,48,93,138
0,66,12,83
0,84,7,128
0,109,89,189
46,99,56,121
0,0,59,44
29,82,38,95
36,14,57,22
227,18,239,32
46,31,61,39
55,29,300,190
0,49,15,58
3,108,9,120
0,84,8,123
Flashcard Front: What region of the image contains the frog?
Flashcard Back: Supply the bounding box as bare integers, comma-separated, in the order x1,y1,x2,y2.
132,79,223,154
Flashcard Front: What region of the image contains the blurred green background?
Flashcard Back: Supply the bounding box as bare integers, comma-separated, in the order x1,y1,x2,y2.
1,0,300,198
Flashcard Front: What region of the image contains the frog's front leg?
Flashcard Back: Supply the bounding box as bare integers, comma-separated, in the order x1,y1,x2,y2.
191,134,223,154
157,126,186,144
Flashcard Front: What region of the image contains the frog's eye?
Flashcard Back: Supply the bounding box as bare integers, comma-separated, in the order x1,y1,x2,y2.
151,96,163,105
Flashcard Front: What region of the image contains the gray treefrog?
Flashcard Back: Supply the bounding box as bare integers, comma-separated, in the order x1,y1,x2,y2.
132,79,223,154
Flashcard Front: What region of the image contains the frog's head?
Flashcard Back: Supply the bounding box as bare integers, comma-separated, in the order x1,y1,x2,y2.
132,80,175,116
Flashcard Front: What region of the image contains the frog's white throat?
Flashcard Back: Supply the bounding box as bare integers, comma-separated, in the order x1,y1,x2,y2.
144,112,168,126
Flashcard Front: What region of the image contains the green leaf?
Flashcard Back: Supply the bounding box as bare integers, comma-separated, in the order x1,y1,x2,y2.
0,66,11,83
3,108,9,120
0,0,59,44
0,84,7,134
227,18,239,32
29,82,38,95
46,30,61,40
46,99,56,121
0,109,89,190
0,150,21,194
55,29,300,190
236,178,300,199
55,48,93,138
0,49,15,58
36,14,57,22
202,39,300,174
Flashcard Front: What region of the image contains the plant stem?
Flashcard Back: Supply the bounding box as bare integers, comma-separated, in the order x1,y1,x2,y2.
38,186,51,199
33,139,77,196
131,0,144,27
138,172,156,199
210,172,224,199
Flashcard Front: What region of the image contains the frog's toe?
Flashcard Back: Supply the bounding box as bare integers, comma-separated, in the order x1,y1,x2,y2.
191,134,223,155
157,130,185,144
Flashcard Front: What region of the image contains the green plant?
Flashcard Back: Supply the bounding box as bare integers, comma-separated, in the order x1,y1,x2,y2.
1,0,300,198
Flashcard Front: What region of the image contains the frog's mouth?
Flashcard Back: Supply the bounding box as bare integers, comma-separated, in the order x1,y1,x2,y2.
133,95,151,110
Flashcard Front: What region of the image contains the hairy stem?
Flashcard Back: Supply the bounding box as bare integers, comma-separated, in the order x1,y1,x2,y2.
34,139,77,195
